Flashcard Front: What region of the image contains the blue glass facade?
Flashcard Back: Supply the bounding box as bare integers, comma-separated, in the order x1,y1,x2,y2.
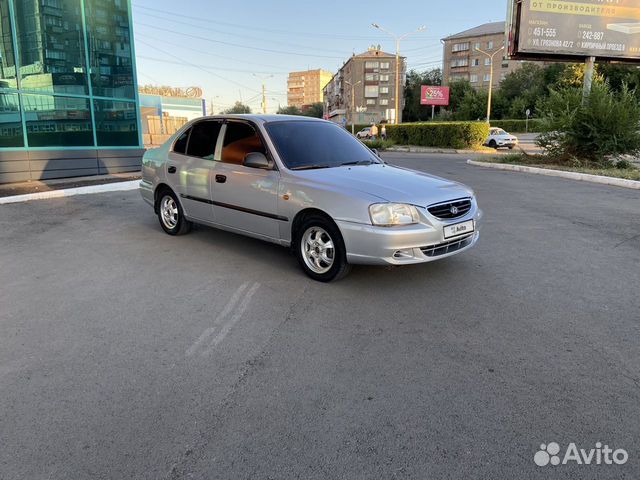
0,0,142,182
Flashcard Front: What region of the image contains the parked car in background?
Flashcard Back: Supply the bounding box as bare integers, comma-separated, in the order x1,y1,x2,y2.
485,128,518,149
356,127,371,139
140,115,481,282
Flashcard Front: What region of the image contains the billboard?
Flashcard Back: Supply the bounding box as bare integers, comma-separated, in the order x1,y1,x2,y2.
421,86,450,106
508,0,640,61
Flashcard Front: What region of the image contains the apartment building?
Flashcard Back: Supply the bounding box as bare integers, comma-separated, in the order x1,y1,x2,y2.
442,21,521,90
287,69,333,109
323,47,406,125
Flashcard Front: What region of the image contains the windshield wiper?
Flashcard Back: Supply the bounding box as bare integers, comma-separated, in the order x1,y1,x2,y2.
340,160,375,167
290,164,333,171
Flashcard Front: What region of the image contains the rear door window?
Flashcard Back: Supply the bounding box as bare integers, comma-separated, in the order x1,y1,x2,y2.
186,121,223,160
173,128,190,154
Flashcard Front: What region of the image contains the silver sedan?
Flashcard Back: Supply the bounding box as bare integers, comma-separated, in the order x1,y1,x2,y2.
140,115,482,281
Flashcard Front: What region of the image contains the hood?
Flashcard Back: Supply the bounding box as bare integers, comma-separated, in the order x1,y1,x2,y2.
291,164,473,206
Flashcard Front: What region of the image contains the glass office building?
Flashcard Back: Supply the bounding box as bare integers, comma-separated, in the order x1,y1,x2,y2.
0,0,143,183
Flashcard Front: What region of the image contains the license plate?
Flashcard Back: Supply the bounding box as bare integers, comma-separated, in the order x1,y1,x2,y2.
444,220,474,239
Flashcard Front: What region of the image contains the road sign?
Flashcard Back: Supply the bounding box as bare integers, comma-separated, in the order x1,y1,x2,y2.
420,86,450,106
508,0,640,62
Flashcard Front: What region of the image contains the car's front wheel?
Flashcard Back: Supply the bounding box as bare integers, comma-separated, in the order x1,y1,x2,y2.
157,189,192,235
489,140,497,149
295,215,351,282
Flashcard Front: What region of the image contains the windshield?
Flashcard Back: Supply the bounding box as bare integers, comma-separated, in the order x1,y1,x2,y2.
494,129,507,135
265,121,381,170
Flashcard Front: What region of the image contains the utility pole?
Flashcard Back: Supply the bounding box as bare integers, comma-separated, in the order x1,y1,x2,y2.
253,73,273,114
372,23,426,124
475,45,504,124
344,79,361,135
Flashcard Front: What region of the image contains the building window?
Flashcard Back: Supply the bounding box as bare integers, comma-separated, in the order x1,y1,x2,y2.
0,92,24,147
380,62,390,69
452,42,470,52
23,94,94,147
364,85,379,98
380,86,389,94
365,73,378,81
85,0,136,99
501,72,507,80
366,99,376,105
472,58,480,67
93,99,139,146
379,99,389,106
484,58,491,66
488,40,494,49
502,61,509,68
483,74,491,82
0,0,18,89
365,61,379,69
13,0,89,95
470,74,478,83
450,58,469,68
379,74,390,82
474,42,481,50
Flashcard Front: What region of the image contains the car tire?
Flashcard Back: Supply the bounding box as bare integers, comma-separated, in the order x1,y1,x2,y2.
489,140,497,149
295,214,351,282
157,189,192,236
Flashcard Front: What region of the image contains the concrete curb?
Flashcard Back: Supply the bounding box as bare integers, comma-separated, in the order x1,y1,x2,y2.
0,180,140,205
467,160,640,190
386,146,496,155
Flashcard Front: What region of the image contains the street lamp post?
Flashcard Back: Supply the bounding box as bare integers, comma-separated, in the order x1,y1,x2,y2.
371,23,426,124
474,45,504,124
253,73,274,114
344,79,361,135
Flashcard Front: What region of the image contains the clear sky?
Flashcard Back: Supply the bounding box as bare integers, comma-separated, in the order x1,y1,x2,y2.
132,0,509,113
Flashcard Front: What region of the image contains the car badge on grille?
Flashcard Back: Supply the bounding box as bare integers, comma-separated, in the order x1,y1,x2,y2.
450,206,459,215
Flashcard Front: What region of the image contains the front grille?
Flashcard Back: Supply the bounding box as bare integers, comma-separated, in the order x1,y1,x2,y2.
420,234,474,258
427,198,472,219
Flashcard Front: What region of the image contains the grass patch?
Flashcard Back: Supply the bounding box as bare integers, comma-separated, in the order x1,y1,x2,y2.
480,153,640,181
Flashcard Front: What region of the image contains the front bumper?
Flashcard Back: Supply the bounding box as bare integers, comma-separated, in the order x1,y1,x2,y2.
337,207,482,265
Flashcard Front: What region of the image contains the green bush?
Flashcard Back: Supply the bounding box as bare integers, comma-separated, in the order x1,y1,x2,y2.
490,119,543,133
385,122,489,149
536,82,640,166
361,139,395,150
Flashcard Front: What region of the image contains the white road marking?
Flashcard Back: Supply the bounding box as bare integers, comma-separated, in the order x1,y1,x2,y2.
185,282,249,357
201,282,261,356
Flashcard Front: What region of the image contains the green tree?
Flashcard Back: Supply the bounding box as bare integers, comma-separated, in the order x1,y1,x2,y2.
447,79,475,116
277,105,303,115
222,101,252,114
302,102,324,118
402,68,443,122
537,82,640,166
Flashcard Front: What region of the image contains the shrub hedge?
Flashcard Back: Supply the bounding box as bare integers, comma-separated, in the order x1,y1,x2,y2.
490,119,542,133
385,122,489,149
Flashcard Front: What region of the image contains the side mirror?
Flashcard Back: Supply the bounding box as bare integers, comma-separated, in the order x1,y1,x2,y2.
371,148,380,157
243,152,273,169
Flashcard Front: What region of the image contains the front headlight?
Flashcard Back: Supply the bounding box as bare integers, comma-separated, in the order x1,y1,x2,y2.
369,203,420,226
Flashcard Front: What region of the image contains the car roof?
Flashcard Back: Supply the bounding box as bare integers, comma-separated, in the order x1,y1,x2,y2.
196,114,327,125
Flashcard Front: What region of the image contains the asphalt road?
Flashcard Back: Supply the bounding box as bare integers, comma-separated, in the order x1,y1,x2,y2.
1,152,639,479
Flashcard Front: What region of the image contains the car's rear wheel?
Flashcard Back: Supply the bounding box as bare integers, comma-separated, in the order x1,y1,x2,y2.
157,189,191,235
295,215,351,282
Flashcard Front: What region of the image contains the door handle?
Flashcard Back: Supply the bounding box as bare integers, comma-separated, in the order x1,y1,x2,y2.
215,174,227,183
168,165,177,174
